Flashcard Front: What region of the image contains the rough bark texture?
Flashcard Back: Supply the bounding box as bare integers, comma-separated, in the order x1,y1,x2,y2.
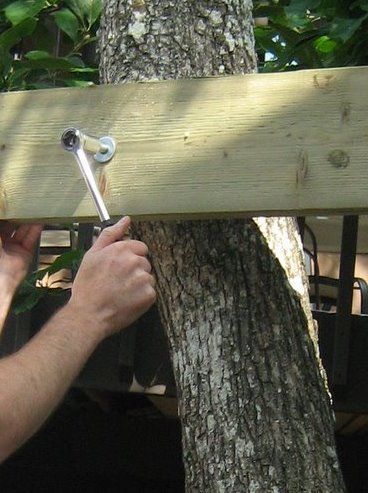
99,1,345,491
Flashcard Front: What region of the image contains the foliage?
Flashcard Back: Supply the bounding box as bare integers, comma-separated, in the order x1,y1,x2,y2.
0,0,102,91
254,0,368,71
13,248,84,314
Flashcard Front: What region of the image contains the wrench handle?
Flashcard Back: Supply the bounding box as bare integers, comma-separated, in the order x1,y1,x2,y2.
101,218,115,229
101,216,137,385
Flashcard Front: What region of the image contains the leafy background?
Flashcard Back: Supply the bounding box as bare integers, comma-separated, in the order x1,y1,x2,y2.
0,0,101,91
1,0,367,93
1,0,367,311
254,0,368,71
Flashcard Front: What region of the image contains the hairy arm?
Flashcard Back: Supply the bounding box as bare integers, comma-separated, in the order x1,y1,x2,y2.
0,303,102,462
0,217,155,463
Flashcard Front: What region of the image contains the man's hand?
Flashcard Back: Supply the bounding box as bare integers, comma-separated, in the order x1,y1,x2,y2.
0,217,156,463
0,222,43,334
0,223,43,291
68,216,156,339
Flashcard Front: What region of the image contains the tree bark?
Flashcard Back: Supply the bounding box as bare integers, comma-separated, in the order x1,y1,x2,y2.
99,1,345,491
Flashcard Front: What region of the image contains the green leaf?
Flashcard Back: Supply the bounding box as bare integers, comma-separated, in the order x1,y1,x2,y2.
25,50,50,60
4,0,46,26
63,0,101,27
30,249,84,281
14,249,84,314
314,35,337,53
13,285,68,315
45,249,84,275
52,8,79,42
285,0,320,16
13,286,45,314
70,66,97,72
66,55,85,67
64,0,86,23
0,17,36,51
17,55,74,70
87,0,101,27
329,16,367,43
8,65,30,81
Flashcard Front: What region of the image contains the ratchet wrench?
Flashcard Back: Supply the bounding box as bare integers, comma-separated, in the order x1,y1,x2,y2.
61,127,116,229
61,128,136,385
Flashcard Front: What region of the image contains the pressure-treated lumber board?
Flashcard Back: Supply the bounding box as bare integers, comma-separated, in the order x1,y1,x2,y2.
1,66,368,222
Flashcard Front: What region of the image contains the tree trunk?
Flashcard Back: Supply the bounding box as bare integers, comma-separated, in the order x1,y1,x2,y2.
99,1,345,491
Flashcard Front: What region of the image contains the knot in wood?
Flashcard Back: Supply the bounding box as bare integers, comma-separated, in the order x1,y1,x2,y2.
328,150,350,169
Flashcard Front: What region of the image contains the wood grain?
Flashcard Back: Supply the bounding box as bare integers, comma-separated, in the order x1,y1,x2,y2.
1,66,368,222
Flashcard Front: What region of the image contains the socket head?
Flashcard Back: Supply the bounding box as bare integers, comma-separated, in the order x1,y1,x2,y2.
61,127,81,151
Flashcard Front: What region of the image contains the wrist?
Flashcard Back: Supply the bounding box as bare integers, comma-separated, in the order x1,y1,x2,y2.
0,275,18,331
62,299,107,346
0,272,20,298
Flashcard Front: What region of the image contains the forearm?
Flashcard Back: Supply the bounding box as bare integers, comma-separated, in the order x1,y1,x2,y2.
0,278,17,335
0,302,103,463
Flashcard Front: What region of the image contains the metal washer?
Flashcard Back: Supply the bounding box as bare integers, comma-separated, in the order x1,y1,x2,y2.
94,136,116,163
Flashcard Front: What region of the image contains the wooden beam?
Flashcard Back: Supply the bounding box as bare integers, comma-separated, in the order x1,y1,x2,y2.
1,66,368,222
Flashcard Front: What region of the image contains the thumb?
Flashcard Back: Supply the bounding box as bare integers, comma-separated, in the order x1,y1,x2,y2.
90,216,131,252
